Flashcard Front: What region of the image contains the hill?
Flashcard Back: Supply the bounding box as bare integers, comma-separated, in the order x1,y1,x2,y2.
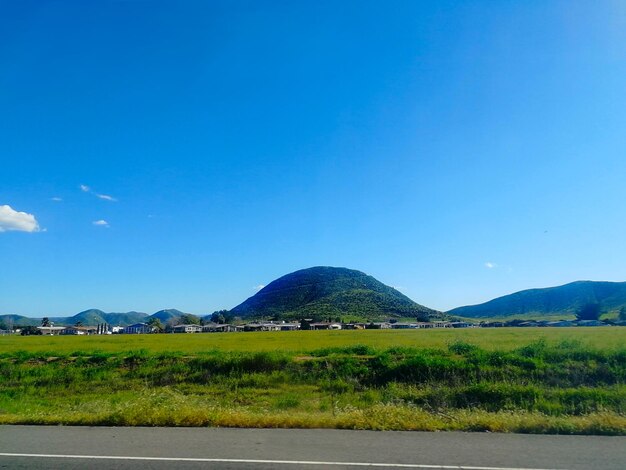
150,309,186,323
1,310,162,328
103,311,149,325
448,280,626,318
0,314,39,327
230,266,441,320
64,309,108,325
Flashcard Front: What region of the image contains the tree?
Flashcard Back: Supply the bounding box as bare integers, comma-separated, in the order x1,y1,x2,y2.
416,312,431,323
179,313,200,325
576,303,601,321
619,306,626,321
147,317,164,333
210,310,232,324
74,320,84,327
41,317,51,327
211,312,226,324
20,326,42,336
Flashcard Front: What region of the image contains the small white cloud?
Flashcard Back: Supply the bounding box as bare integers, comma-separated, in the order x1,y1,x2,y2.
485,262,497,269
81,184,117,202
254,284,265,291
0,205,40,233
51,197,63,202
93,219,110,228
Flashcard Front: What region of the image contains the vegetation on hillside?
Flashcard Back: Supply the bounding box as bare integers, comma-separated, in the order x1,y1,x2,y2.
448,281,626,318
231,266,440,321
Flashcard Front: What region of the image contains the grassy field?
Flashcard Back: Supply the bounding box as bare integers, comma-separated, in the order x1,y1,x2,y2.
1,328,624,434
1,327,625,355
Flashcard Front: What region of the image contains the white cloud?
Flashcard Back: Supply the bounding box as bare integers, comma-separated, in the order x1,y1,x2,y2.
81,184,117,201
0,205,40,233
485,262,497,269
93,219,110,228
51,197,63,202
254,284,265,291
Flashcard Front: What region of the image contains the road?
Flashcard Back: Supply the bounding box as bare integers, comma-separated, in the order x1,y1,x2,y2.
0,426,624,469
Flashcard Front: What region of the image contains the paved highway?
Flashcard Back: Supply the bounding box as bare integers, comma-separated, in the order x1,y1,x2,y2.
0,426,624,469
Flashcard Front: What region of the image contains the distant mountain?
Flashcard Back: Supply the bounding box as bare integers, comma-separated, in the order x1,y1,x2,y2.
1,309,156,327
0,314,39,327
231,266,441,320
150,309,186,323
104,311,149,325
66,309,108,325
448,281,626,318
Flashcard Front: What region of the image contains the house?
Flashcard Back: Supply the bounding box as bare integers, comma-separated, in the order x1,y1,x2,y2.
243,322,281,332
432,321,452,328
308,322,331,330
391,323,416,329
37,326,66,335
575,320,606,327
545,321,575,327
60,326,98,335
342,323,366,330
449,321,472,328
123,323,152,334
202,323,239,333
172,324,203,333
280,323,300,331
415,322,434,329
329,323,342,330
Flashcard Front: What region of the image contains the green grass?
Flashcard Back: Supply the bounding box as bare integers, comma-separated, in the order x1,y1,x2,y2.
2,327,625,355
1,329,625,434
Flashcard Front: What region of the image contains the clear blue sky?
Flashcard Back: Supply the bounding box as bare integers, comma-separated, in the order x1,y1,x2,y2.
2,1,625,317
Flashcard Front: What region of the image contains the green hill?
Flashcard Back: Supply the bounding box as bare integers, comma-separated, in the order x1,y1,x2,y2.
230,266,441,320
0,314,39,327
1,310,150,327
67,309,108,325
101,311,148,325
150,309,186,323
448,280,626,318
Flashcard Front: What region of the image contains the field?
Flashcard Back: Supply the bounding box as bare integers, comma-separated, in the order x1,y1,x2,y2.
2,326,625,354
1,328,625,434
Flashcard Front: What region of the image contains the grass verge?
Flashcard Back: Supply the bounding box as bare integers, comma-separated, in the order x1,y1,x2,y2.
1,337,624,434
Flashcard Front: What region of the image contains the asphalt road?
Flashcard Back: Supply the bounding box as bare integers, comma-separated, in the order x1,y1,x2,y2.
0,426,624,470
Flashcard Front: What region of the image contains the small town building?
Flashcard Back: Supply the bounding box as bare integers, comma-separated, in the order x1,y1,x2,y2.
37,326,66,335
60,326,98,335
172,324,203,333
123,323,152,334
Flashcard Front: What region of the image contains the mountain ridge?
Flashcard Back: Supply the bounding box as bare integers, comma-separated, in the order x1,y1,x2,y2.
448,280,626,318
0,309,189,328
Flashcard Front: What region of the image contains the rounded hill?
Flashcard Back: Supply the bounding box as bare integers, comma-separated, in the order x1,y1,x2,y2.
230,266,440,320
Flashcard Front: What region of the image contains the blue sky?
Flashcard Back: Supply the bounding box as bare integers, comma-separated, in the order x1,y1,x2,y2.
2,1,625,317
